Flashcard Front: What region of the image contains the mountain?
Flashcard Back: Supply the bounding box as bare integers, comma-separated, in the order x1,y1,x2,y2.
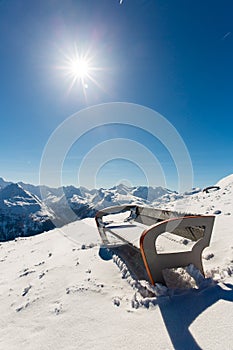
0,180,176,241
133,185,175,201
0,183,55,241
1,176,228,242
18,182,62,200
0,177,12,189
19,182,176,222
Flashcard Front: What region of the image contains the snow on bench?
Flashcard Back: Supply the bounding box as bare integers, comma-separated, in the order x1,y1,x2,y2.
95,205,215,285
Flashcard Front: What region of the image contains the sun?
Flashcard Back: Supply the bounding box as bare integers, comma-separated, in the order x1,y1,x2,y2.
69,57,90,80
57,44,105,97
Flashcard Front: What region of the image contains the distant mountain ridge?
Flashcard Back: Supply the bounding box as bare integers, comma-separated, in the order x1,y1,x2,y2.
0,182,55,241
0,177,177,241
0,176,207,241
0,177,12,189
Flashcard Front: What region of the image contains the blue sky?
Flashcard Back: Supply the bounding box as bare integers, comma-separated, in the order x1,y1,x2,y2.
0,0,232,190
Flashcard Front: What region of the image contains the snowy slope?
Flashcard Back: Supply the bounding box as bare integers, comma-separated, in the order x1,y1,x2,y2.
0,175,233,349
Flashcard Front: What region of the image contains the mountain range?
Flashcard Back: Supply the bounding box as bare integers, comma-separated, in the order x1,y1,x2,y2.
0,177,202,241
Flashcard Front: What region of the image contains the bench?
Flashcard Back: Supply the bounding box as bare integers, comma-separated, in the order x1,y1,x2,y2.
95,205,215,285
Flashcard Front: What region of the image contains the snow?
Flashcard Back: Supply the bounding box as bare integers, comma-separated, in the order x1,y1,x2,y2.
0,174,233,349
0,184,55,241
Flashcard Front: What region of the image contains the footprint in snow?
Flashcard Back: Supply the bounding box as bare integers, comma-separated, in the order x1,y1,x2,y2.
52,302,63,315
15,298,39,312
22,285,32,297
39,271,47,279
113,297,121,307
54,306,62,315
213,210,221,215
34,261,45,267
204,253,214,260
81,243,96,250
19,269,35,278
16,302,30,312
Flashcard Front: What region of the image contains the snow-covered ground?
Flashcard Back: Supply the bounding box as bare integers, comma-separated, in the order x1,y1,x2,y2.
0,175,233,349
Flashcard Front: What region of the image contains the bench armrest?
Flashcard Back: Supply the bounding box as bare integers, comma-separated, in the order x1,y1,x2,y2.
140,215,215,284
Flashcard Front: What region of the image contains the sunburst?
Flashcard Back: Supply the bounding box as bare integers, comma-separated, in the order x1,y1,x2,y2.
57,44,104,98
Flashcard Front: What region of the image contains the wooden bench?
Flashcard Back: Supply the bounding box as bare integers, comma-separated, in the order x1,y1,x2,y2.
95,205,215,285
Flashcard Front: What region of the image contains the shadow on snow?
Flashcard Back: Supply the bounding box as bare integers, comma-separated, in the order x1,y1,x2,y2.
159,283,233,349
99,247,233,349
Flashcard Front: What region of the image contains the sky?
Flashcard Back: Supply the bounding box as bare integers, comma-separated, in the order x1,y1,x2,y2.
0,0,233,191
